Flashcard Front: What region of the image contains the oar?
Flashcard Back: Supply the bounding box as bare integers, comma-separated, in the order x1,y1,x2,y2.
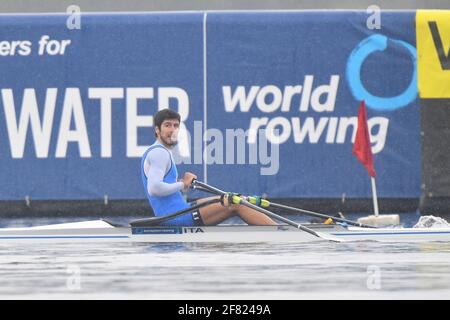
246,197,375,229
192,180,373,229
129,198,221,227
228,194,343,243
191,180,225,196
192,181,343,242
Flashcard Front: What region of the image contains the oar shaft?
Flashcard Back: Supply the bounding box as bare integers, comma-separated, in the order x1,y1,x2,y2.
193,181,374,229
194,181,322,237
234,197,336,241
191,181,344,241
266,201,375,229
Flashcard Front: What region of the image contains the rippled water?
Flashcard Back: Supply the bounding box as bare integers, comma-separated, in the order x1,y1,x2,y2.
1,213,450,300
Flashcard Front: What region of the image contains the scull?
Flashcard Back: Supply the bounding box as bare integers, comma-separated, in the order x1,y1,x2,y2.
0,219,449,243
1,181,448,243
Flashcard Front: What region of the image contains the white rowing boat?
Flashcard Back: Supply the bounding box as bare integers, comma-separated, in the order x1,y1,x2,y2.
0,220,450,243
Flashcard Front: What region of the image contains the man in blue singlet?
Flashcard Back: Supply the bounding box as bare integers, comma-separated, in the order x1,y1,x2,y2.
141,108,277,226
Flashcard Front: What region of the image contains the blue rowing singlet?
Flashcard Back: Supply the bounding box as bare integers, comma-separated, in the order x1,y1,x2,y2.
141,144,195,226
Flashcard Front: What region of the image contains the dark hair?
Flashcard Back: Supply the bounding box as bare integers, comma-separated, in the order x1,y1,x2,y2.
153,109,181,137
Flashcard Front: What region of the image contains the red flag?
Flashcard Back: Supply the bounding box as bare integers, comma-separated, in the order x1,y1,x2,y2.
353,101,376,177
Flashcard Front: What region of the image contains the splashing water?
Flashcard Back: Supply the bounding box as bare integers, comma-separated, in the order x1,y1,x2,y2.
413,215,450,228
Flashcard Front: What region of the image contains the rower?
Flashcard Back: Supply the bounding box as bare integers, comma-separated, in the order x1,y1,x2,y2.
141,108,277,226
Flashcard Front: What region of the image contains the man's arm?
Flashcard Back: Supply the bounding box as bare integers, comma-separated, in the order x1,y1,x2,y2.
145,148,184,197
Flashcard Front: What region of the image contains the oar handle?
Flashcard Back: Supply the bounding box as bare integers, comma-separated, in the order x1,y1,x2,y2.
191,180,226,196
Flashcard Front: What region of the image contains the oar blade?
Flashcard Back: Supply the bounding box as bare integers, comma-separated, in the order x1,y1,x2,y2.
314,231,346,243
296,224,345,243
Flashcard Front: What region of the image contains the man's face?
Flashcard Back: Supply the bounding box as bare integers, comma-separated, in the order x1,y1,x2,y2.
156,119,180,147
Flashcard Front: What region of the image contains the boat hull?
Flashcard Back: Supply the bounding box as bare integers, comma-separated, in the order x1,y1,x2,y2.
1,221,450,243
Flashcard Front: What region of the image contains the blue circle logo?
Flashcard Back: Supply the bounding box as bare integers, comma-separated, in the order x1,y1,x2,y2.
346,34,417,111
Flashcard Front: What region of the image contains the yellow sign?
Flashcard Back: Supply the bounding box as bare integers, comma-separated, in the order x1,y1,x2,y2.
416,10,450,98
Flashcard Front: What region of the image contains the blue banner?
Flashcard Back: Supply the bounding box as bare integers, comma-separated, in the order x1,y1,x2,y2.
206,11,419,198
0,11,420,201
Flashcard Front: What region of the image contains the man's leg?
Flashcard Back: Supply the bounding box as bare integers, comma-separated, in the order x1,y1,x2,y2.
196,197,277,226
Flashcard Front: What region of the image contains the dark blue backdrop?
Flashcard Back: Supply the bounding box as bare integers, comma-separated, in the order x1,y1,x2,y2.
0,11,420,200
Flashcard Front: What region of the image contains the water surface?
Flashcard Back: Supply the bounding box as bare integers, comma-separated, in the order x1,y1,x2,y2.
1,213,449,299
